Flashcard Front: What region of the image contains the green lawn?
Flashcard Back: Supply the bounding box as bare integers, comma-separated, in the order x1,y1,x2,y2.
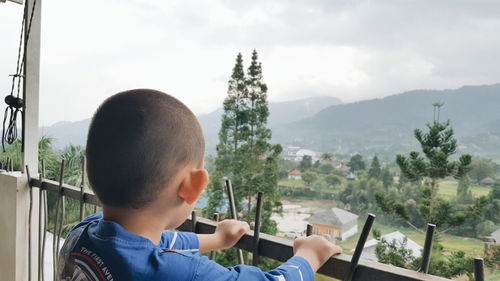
438,180,491,200
279,178,305,188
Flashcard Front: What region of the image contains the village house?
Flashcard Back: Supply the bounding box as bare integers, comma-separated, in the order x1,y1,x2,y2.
283,146,320,162
479,177,495,186
346,172,357,181
491,229,500,245
307,207,358,241
361,231,423,262
288,169,302,180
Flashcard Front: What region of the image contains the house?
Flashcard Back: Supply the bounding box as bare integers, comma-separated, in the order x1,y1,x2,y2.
361,231,423,262
346,172,357,181
307,207,358,241
288,169,302,180
283,146,320,162
491,229,500,245
283,146,301,161
479,177,495,186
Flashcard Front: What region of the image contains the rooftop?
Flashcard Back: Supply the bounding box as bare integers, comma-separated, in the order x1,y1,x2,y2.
308,207,359,227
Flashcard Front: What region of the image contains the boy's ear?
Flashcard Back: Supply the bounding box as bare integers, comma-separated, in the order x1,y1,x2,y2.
178,168,209,204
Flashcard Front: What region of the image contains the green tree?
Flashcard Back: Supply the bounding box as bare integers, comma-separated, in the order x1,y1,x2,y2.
301,171,318,187
319,163,334,175
468,157,497,183
347,154,365,171
204,50,282,265
325,174,342,187
376,105,472,230
368,156,382,179
298,155,312,171
205,53,248,217
380,167,393,189
456,175,473,204
205,51,282,266
321,152,333,162
375,237,416,268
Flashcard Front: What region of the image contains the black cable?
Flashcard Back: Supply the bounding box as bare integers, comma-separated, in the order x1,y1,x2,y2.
2,0,37,152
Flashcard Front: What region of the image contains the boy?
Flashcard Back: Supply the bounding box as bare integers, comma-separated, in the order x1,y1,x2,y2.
57,89,341,281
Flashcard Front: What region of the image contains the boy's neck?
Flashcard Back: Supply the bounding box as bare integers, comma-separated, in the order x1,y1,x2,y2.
103,206,167,245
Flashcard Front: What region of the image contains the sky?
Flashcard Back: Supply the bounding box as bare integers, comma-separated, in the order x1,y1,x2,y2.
1,0,500,126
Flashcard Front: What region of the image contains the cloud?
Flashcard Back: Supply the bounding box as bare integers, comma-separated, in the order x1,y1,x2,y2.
1,0,499,126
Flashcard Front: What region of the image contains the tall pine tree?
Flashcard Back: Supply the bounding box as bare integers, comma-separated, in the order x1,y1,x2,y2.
205,50,282,235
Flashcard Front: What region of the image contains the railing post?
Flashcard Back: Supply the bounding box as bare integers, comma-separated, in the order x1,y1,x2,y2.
306,224,313,236
345,213,375,281
225,179,244,264
210,213,220,260
53,160,65,280
474,258,484,281
191,210,197,233
419,223,436,273
252,192,263,266
79,157,86,221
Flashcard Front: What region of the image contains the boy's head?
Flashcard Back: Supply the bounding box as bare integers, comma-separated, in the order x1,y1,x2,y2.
86,89,206,212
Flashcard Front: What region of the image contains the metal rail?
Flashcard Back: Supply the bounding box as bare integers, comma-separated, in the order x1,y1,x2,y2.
26,176,460,281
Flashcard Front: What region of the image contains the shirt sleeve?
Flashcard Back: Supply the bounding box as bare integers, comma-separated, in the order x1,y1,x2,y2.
161,231,199,251
193,255,314,281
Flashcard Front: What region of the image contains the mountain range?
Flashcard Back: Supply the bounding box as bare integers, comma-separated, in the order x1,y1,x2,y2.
274,84,500,160
40,84,500,161
40,95,342,151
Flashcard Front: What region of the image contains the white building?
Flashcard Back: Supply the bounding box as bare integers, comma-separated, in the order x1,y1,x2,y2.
283,146,320,162
361,231,423,262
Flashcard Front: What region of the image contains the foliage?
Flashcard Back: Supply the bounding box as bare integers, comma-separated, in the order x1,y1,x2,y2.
321,152,332,161
347,154,365,171
457,175,473,204
205,51,282,257
368,156,381,179
319,163,334,175
380,167,393,189
375,231,475,280
469,157,498,183
339,178,384,214
375,237,416,268
485,245,500,270
301,171,318,187
325,174,342,188
298,155,312,171
378,112,473,229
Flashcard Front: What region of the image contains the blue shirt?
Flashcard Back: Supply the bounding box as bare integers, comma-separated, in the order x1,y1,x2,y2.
57,213,314,281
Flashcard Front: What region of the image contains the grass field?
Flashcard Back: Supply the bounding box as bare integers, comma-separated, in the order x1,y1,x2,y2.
279,178,306,188
438,180,491,200
336,221,485,256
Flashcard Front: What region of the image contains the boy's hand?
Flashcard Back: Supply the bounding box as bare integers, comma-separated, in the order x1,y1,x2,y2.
293,235,342,272
214,220,250,249
197,220,249,253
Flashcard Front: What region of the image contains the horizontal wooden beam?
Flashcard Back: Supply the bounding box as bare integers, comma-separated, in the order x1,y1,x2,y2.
30,178,451,281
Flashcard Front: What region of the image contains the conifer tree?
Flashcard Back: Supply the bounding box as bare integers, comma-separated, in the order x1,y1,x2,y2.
205,50,281,235
376,104,472,230
368,156,381,179
205,53,248,215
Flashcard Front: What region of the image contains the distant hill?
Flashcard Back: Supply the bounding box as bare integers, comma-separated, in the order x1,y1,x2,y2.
273,84,500,161
41,95,342,151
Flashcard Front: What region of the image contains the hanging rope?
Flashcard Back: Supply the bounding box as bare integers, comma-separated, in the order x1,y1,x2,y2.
2,0,38,152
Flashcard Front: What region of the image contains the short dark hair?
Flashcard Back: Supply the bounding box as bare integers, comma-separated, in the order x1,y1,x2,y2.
86,89,204,208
